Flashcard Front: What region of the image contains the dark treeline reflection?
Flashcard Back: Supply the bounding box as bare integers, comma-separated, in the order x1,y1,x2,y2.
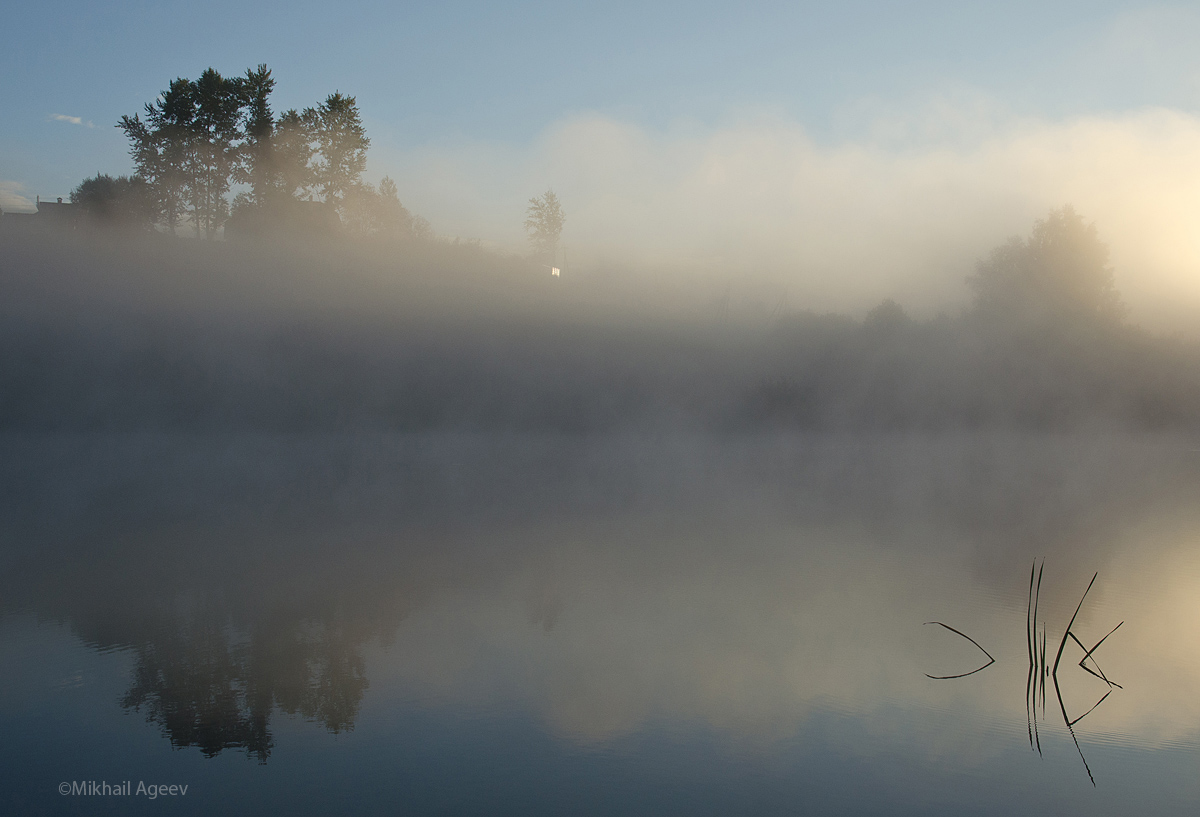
3,432,1200,761
3,206,1200,432
118,604,368,762
2,440,392,763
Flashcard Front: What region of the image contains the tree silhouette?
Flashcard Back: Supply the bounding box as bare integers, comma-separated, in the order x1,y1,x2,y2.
304,93,369,212
187,68,247,238
114,69,406,239
524,189,565,265
119,68,248,238
236,64,276,208
969,206,1126,327
118,88,190,232
70,173,154,229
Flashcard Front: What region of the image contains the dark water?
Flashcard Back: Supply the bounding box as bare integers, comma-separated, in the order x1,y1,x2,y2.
4,432,1200,815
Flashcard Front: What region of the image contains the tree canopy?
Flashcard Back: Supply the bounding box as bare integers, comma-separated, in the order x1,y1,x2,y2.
304,93,369,210
969,205,1125,327
115,66,413,241
70,173,155,229
120,67,257,238
524,190,565,264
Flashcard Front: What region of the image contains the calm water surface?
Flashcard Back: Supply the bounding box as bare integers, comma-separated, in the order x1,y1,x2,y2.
3,432,1200,815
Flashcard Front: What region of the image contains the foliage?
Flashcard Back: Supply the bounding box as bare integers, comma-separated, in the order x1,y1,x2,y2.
269,109,316,202
70,173,155,229
340,176,423,239
119,68,247,238
117,100,188,231
235,64,276,208
969,205,1126,327
117,68,397,239
524,189,564,263
303,93,369,211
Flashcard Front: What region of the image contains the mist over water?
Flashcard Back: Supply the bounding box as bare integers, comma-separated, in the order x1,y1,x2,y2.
4,430,1200,814
4,210,1200,437
8,60,1200,815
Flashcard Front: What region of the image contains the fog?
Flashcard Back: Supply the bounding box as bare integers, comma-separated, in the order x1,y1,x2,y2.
389,107,1200,332
10,9,1200,814
3,209,1200,434
6,211,1200,802
4,433,1200,752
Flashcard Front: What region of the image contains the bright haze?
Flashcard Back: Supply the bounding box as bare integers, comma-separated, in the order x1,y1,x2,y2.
6,1,1200,330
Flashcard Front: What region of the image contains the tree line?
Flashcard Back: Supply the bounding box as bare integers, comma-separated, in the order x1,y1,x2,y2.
52,63,580,259
70,65,428,240
8,196,1199,432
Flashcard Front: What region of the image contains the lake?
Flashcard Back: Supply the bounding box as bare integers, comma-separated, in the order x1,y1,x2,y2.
4,431,1200,815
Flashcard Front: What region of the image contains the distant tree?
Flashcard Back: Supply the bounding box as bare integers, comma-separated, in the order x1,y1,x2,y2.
862,298,911,336
304,93,369,211
411,214,433,241
377,177,405,222
524,189,564,264
70,173,155,229
340,176,428,240
340,181,384,237
969,206,1126,326
377,176,426,239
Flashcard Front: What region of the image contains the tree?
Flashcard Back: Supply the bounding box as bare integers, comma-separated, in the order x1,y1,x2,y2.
304,93,369,211
118,69,382,239
236,64,276,208
119,68,248,238
375,176,423,239
187,68,247,238
119,85,191,232
524,189,564,264
270,109,316,202
862,298,911,336
338,176,430,240
70,173,155,229
969,206,1125,326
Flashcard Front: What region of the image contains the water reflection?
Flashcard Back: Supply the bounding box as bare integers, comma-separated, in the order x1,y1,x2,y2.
927,561,1127,785
120,605,368,762
3,432,1200,805
923,621,995,679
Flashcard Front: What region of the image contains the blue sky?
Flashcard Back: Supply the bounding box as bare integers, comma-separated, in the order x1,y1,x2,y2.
5,1,1198,200
5,2,1200,325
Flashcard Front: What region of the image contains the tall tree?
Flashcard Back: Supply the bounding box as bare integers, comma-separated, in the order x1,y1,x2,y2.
119,69,247,238
187,68,247,238
304,93,369,211
524,190,565,264
119,68,385,237
237,64,276,208
118,78,193,232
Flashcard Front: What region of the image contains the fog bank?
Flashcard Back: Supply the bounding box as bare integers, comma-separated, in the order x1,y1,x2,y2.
388,107,1200,333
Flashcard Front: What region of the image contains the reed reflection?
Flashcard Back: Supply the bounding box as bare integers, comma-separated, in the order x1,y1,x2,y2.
927,560,1126,785
3,433,1199,766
